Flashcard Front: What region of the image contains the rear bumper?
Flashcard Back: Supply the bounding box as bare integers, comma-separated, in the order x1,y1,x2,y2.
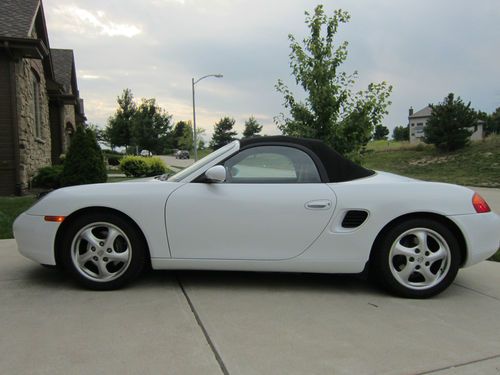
13,213,59,265
448,212,500,267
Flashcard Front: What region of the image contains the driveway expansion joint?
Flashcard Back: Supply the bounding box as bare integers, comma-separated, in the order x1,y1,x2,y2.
417,353,500,374
176,274,229,375
454,282,500,302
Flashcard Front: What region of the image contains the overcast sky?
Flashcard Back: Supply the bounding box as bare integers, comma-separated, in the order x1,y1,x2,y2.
43,0,500,139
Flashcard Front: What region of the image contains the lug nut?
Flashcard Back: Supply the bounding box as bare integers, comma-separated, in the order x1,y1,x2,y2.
99,242,104,246
93,256,98,261
415,265,421,270
425,262,430,266
409,257,415,262
425,251,430,256
103,257,108,262
91,247,96,251
415,249,420,254
106,248,112,253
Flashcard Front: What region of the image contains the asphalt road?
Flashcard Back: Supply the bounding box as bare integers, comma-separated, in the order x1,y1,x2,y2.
1,187,499,374
158,155,194,169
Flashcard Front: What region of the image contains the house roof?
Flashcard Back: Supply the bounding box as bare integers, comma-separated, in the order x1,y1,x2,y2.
0,0,40,38
410,106,432,119
51,49,75,94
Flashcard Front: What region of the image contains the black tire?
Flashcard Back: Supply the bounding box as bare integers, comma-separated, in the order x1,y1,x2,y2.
372,218,461,298
60,212,147,290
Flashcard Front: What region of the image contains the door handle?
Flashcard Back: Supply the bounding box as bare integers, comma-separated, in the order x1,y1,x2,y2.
305,200,332,210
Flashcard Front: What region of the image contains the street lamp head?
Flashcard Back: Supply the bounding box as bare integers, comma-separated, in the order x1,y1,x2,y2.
214,74,223,78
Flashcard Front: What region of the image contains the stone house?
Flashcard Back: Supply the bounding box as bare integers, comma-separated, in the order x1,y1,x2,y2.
408,106,483,144
0,0,85,195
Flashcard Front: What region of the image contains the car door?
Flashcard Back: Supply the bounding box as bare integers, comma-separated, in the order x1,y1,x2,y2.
166,145,336,260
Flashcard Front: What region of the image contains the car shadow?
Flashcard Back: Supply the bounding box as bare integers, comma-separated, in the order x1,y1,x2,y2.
20,263,383,296
154,269,383,296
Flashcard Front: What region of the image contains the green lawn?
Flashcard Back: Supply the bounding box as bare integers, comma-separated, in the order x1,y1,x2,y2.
0,196,36,239
363,136,500,188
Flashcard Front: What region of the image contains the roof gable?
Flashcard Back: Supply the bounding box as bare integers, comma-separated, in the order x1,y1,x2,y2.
410,106,432,118
51,49,76,95
0,0,40,38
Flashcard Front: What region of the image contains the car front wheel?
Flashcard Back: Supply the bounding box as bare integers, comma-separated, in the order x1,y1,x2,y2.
60,213,147,290
374,219,461,298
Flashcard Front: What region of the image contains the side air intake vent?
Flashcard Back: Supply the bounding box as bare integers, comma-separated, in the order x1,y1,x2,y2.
342,210,368,228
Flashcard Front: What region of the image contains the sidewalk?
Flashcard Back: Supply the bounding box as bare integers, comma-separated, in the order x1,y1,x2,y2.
1,238,499,375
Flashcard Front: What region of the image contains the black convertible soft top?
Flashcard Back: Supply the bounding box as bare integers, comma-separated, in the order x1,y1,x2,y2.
239,136,375,183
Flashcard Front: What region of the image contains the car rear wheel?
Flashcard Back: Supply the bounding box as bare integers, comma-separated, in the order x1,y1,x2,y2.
373,218,461,298
60,213,147,290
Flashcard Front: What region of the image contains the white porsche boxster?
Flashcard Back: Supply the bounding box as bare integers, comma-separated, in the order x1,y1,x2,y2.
14,136,500,298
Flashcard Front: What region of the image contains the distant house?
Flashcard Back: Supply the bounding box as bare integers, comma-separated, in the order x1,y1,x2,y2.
408,106,483,144
0,0,85,195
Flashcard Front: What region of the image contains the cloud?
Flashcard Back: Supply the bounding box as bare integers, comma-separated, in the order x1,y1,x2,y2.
52,5,142,37
43,0,500,139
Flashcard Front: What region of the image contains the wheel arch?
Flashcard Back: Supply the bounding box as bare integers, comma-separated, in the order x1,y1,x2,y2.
54,206,151,268
368,212,468,269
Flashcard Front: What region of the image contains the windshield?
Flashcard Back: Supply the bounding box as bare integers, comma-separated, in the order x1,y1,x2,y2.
167,141,239,182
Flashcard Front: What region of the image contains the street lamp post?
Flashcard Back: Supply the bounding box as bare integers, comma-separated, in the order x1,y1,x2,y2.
191,74,223,161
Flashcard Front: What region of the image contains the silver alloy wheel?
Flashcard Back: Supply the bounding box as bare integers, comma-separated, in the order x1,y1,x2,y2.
388,228,451,290
70,222,132,283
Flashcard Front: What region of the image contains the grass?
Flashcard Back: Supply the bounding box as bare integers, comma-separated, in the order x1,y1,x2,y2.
0,196,36,239
363,135,500,188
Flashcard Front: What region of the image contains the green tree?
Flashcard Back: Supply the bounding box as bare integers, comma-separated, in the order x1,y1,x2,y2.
60,126,107,186
87,123,110,147
275,5,392,160
243,116,263,138
484,107,500,135
131,98,173,154
172,120,189,149
392,125,409,141
210,117,237,150
373,124,389,140
492,108,500,134
106,89,136,148
424,93,477,151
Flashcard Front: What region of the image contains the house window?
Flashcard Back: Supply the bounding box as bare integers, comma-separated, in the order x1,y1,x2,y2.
32,71,42,139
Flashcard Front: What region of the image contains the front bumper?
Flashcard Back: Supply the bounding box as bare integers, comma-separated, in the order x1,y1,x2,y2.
13,213,60,265
449,212,500,267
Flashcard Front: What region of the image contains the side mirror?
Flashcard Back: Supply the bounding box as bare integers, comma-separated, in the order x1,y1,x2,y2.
205,165,226,183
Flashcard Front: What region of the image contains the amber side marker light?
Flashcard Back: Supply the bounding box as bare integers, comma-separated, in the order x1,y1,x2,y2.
472,193,491,213
44,216,65,223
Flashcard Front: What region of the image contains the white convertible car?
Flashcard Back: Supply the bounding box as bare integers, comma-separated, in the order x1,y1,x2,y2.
14,136,500,298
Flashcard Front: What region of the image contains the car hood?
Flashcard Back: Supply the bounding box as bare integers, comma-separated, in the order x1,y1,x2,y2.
25,180,182,216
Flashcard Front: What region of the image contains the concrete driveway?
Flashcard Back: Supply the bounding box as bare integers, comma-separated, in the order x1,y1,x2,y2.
1,187,500,374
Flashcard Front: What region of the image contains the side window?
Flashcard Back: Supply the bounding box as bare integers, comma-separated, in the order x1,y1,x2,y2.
224,146,321,183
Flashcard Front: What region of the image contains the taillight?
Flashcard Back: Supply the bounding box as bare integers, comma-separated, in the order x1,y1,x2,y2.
472,193,490,213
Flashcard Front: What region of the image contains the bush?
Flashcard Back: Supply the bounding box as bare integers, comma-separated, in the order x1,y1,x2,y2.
32,165,64,189
146,157,167,176
119,156,167,177
120,156,148,177
60,126,107,186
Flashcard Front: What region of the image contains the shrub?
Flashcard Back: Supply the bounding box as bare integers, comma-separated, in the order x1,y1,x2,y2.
120,156,148,177
60,126,107,186
119,156,167,177
146,157,167,176
32,165,64,189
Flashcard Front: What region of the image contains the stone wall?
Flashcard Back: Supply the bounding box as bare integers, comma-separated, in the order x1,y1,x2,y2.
15,57,51,191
